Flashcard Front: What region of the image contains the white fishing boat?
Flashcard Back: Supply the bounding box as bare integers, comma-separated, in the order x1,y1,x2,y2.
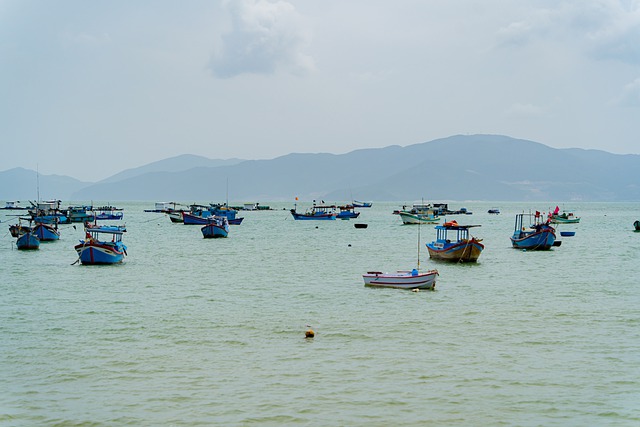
362,269,438,290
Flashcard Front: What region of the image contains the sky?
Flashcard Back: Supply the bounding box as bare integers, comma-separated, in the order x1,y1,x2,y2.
1,0,639,182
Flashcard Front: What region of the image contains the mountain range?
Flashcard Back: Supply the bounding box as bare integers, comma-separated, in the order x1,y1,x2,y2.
1,135,639,202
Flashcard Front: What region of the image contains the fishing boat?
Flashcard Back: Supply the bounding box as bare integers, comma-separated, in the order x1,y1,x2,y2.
74,224,127,265
1,201,28,210
183,204,243,225
426,221,484,262
336,205,360,219
488,207,500,214
29,200,67,224
9,221,32,238
290,203,337,220
510,211,557,250
201,216,230,238
352,200,372,208
32,222,60,241
94,206,124,220
634,220,640,232
16,229,40,250
549,206,580,224
64,205,95,223
398,211,440,224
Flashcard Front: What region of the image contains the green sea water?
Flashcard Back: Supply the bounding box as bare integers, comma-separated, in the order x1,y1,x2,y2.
1,201,639,426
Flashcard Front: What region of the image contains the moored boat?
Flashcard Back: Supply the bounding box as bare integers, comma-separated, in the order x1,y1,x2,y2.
74,224,127,265
363,269,438,290
398,211,440,224
336,205,360,219
16,231,40,250
510,211,556,250
94,206,124,220
488,207,500,214
290,203,337,220
201,216,230,238
426,221,484,262
549,206,580,224
352,200,372,208
32,222,60,241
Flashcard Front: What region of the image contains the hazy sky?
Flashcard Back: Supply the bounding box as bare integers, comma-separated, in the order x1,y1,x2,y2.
2,0,639,181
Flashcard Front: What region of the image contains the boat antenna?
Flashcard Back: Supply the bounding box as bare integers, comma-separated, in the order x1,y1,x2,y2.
417,198,423,270
36,164,40,203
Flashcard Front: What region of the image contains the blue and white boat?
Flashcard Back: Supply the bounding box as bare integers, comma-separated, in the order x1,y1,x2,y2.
183,204,244,225
201,216,230,238
32,222,60,241
290,203,337,220
426,221,484,262
353,200,372,208
510,212,557,250
74,224,127,265
94,206,124,220
336,205,360,220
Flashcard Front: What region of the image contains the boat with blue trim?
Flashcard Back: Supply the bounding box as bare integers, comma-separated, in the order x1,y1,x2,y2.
352,200,372,208
336,205,360,219
510,212,557,250
32,222,60,241
74,224,127,265
290,203,337,220
201,216,230,238
426,221,484,262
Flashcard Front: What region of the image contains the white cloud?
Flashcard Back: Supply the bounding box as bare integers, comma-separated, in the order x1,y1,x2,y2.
208,0,314,78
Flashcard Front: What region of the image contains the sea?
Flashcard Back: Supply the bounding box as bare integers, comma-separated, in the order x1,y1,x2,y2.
1,201,639,426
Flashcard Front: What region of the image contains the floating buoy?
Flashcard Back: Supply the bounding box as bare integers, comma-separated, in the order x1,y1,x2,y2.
411,288,420,293
348,244,351,247
305,329,315,338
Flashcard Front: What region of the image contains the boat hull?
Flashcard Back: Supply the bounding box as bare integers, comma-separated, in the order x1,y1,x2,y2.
336,212,360,219
290,211,336,220
363,270,438,290
16,232,40,250
426,239,484,262
33,223,60,241
510,229,556,250
201,223,229,238
74,242,126,264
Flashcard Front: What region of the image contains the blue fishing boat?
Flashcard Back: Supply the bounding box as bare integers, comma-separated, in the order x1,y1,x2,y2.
290,203,337,220
510,212,557,250
65,205,95,223
426,221,484,262
201,216,230,238
32,222,60,241
353,200,372,208
488,207,500,214
94,206,124,220
16,227,40,250
29,200,67,224
336,205,360,219
183,204,244,225
74,224,127,265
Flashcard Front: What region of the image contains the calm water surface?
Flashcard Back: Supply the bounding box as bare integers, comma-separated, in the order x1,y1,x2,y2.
1,201,639,426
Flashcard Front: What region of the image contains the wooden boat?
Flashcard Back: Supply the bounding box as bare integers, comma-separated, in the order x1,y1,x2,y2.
488,208,500,214
426,221,484,262
183,204,243,225
32,222,60,241
352,200,372,208
398,211,440,224
290,204,337,220
363,269,438,290
550,211,580,224
510,212,556,250
1,201,28,210
201,216,229,238
9,223,32,238
336,205,360,219
64,205,95,223
560,231,575,237
74,224,127,265
16,230,40,250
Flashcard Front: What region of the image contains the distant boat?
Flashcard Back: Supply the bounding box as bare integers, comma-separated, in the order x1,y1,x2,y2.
201,216,230,238
94,206,124,220
336,205,360,219
488,208,500,214
560,231,576,237
1,201,28,210
510,212,557,250
183,204,243,225
398,211,440,225
290,203,337,220
352,200,372,208
426,221,484,262
74,224,127,265
64,205,95,223
550,211,580,224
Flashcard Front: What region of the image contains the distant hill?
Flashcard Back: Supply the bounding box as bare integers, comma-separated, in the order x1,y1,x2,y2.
98,154,245,184
0,167,90,201
3,135,639,202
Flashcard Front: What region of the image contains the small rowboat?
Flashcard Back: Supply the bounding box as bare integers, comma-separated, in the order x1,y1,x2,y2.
363,269,438,290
